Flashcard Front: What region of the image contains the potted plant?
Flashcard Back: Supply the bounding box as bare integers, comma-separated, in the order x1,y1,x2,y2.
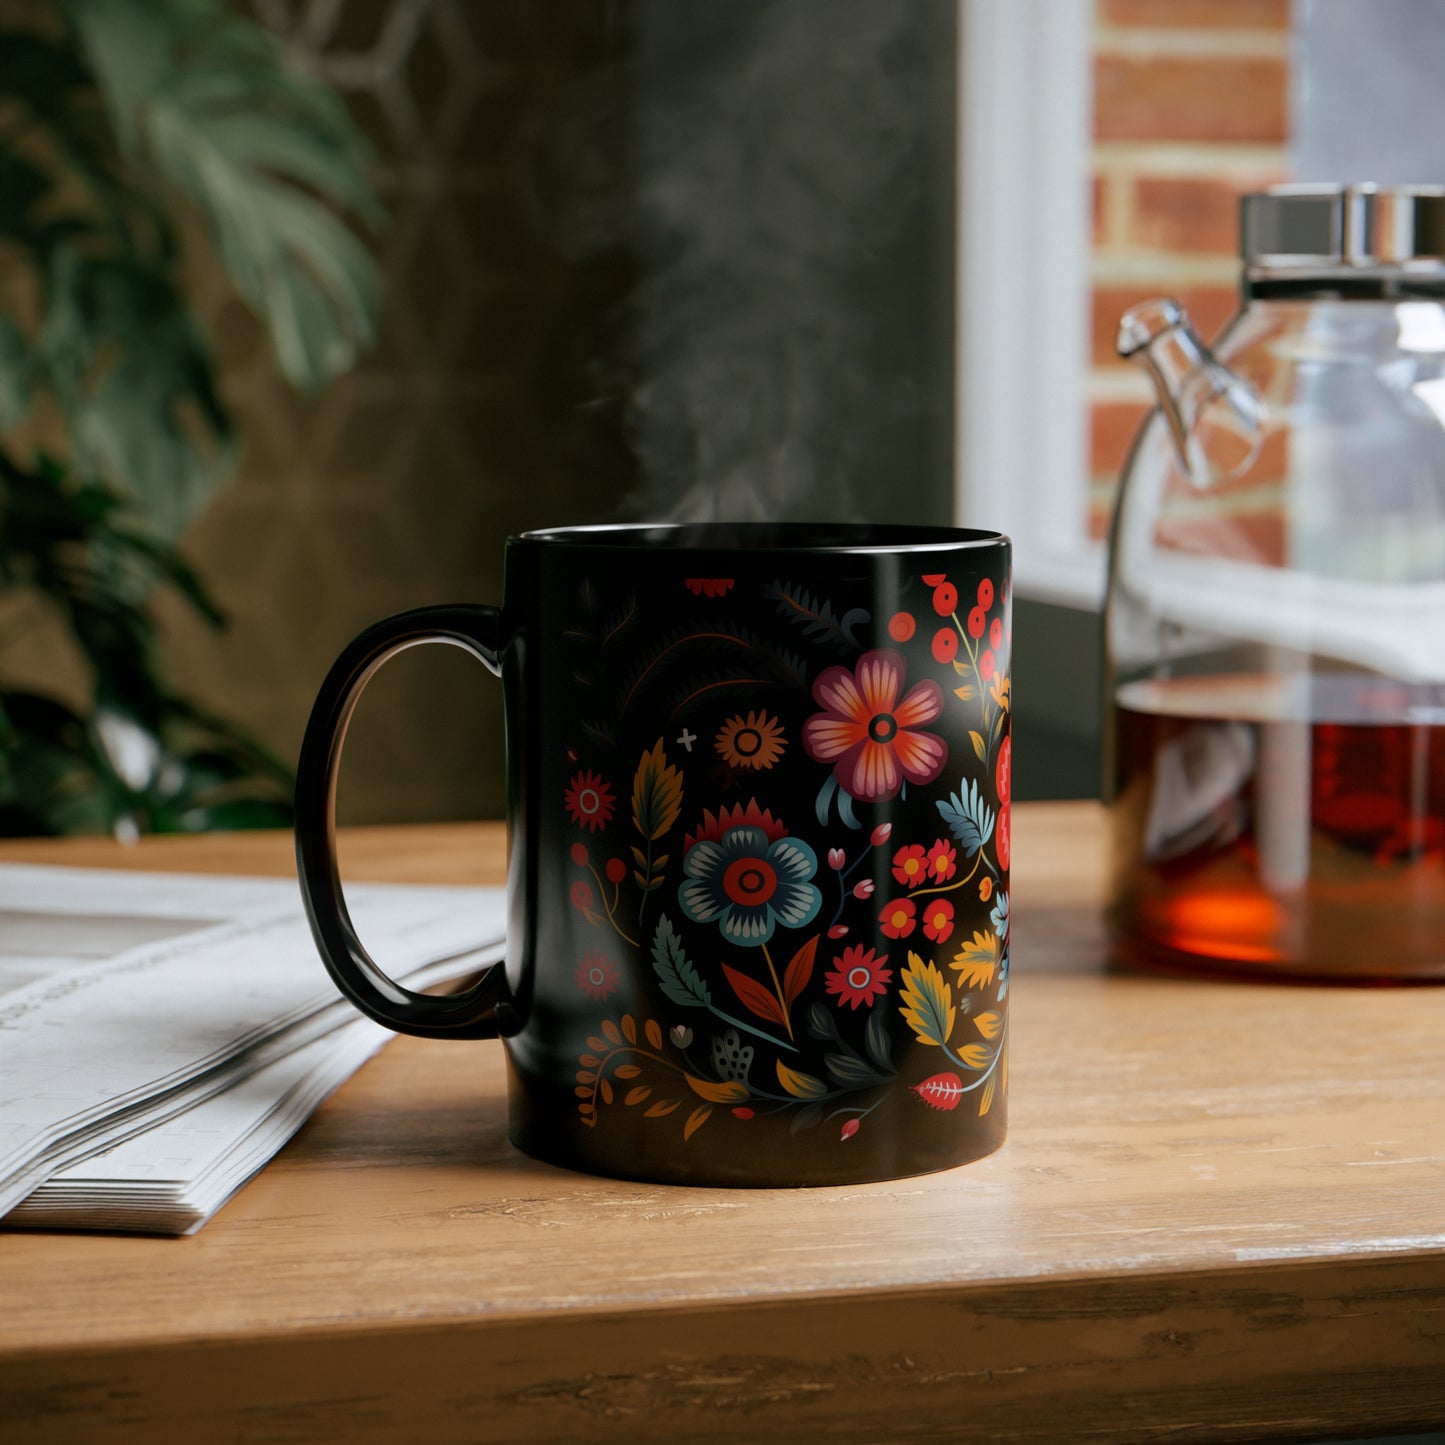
0,0,380,835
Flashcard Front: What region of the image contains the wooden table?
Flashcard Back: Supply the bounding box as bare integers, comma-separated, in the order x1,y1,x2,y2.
2,803,1443,1444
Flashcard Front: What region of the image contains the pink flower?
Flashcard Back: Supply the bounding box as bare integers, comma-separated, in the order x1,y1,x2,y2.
870,822,892,846
828,924,850,940
852,879,875,900
828,847,847,871
802,650,946,803
840,1118,861,1141
825,945,894,1010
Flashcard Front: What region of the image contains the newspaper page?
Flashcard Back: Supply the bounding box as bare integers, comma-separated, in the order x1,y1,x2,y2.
0,864,506,1231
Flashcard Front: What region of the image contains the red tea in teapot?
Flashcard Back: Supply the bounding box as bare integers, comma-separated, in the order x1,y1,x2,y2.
1109,672,1445,981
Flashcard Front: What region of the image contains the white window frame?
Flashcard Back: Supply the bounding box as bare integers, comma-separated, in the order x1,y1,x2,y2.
955,0,1104,611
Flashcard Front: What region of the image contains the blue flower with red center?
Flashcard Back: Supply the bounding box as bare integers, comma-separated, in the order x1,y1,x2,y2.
678,825,821,947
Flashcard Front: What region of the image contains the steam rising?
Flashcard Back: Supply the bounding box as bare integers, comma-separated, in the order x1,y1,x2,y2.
567,1,954,525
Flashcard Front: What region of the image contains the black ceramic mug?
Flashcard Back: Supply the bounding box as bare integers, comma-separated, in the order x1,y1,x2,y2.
296,523,1012,1186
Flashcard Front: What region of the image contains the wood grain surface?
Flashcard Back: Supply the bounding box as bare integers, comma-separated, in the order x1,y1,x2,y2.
2,804,1443,1444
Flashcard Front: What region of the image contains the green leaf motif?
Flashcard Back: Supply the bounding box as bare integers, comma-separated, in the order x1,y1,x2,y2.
651,915,711,1010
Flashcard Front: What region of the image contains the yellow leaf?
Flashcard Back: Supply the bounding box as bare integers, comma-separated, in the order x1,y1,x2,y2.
625,1086,652,1106
645,1099,681,1118
621,1015,637,1044
959,1043,991,1069
601,1019,621,1045
974,1010,1002,1040
599,1078,613,1104
614,1063,642,1079
775,1060,828,1099
645,1018,663,1050
685,1074,750,1103
954,686,975,702
632,737,684,841
970,730,987,763
952,658,971,677
683,1104,713,1140
979,1074,997,1116
951,931,999,990
899,951,955,1048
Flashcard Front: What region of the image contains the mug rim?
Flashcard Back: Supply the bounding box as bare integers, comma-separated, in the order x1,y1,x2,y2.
513,522,1009,554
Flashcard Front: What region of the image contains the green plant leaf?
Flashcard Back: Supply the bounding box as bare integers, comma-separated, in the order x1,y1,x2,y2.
67,0,382,392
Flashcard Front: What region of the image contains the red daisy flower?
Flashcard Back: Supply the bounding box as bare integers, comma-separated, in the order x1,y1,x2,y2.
926,838,957,884
802,650,947,803
922,898,955,943
892,843,928,888
684,578,734,597
824,945,894,1010
879,897,916,939
564,770,616,832
574,950,620,1001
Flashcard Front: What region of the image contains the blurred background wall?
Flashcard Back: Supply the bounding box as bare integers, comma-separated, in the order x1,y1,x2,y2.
156,0,958,825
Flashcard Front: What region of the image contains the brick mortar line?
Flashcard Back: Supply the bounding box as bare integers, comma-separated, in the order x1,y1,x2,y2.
1093,143,1290,172
1091,255,1242,284
1093,27,1291,59
1087,372,1160,403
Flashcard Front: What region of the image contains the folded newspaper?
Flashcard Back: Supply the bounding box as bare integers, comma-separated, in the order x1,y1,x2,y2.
0,863,505,1235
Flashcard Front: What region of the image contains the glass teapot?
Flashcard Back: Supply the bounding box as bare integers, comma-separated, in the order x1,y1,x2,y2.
1105,184,1445,981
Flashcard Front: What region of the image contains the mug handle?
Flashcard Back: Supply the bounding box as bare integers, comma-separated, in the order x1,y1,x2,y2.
295,604,507,1039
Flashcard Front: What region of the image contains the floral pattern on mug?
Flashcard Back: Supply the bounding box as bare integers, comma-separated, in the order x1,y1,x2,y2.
560,563,1010,1151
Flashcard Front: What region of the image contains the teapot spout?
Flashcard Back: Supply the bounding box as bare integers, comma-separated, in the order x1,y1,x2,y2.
1117,297,1265,486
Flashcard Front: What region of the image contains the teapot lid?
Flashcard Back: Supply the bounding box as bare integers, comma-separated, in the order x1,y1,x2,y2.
1242,184,1445,284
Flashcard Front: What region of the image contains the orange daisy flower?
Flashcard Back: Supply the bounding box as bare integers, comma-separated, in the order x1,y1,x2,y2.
715,710,786,770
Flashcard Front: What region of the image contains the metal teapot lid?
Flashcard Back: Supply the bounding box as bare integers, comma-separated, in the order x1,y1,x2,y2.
1242,185,1445,294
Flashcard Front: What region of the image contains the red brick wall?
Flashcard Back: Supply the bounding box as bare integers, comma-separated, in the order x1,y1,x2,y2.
1088,0,1290,538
